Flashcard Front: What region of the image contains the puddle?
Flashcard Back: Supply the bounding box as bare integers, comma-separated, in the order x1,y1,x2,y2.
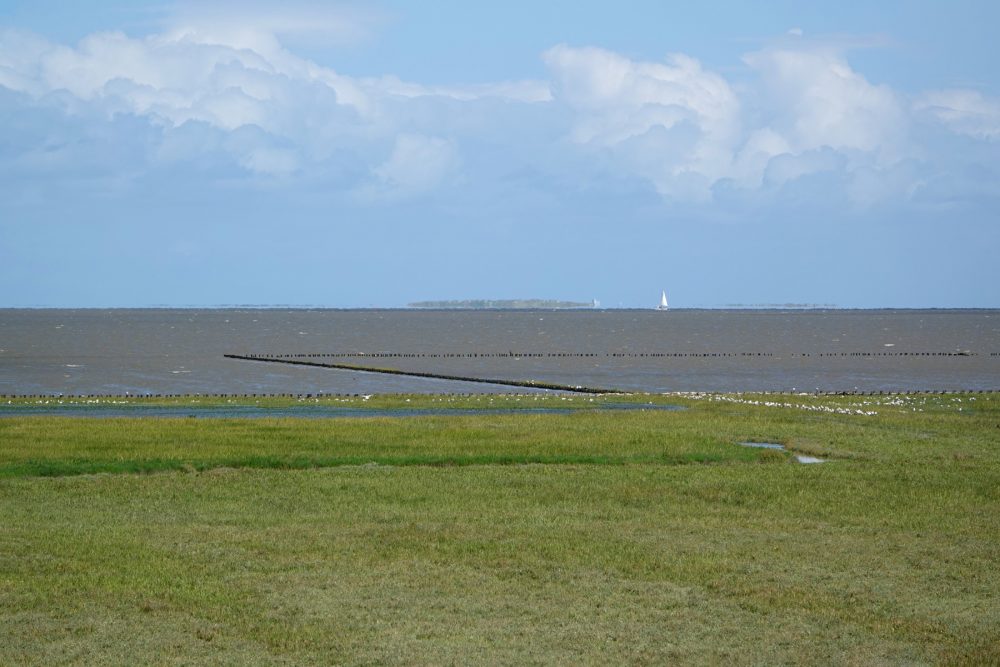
738,441,785,450
738,441,825,463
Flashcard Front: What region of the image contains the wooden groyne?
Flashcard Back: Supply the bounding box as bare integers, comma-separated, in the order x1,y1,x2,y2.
238,350,984,359
223,355,618,394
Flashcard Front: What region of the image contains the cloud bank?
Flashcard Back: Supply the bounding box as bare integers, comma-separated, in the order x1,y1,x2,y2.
0,20,997,210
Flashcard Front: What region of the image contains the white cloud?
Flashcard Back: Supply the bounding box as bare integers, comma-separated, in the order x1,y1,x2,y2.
743,47,908,157
17,29,368,125
0,24,996,210
915,89,1000,140
543,44,740,199
540,44,919,202
0,27,534,189
730,128,792,188
0,26,548,152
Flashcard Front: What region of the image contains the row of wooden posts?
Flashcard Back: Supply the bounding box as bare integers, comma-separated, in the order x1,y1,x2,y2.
240,350,982,360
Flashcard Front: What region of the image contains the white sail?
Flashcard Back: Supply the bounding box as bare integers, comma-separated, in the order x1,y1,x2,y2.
658,290,669,310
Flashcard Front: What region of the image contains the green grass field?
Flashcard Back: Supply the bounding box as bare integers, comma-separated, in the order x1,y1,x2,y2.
1,393,998,664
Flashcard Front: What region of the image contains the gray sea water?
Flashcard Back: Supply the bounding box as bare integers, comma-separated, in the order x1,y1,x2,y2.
1,309,998,394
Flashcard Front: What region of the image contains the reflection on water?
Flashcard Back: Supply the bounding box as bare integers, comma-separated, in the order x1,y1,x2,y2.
738,442,786,450
737,441,825,464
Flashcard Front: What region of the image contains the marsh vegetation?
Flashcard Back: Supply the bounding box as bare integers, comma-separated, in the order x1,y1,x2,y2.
1,393,997,664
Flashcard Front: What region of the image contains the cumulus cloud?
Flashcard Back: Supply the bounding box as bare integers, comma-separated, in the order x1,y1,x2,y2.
0,27,369,122
540,43,925,202
543,45,740,199
0,25,543,192
743,47,908,157
0,23,996,211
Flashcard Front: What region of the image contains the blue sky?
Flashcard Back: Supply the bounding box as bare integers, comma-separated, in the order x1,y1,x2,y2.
1,1,998,307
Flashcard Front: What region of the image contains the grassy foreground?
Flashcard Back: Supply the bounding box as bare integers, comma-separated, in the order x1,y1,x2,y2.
1,393,998,664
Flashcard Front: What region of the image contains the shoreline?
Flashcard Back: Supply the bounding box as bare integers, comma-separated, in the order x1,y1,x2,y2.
2,389,997,402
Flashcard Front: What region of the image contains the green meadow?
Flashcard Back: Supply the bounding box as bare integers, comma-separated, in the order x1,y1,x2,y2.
1,393,998,664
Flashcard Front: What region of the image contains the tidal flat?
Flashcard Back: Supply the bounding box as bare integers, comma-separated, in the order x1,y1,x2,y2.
1,393,998,664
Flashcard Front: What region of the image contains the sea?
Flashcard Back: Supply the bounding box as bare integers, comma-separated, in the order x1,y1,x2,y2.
1,309,998,395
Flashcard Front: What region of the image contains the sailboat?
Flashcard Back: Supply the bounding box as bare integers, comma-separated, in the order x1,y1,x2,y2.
657,290,669,311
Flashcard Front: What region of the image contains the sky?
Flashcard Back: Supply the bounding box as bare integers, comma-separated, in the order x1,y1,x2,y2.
1,1,998,308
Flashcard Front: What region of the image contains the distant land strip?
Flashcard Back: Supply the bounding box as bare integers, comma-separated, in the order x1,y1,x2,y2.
724,303,839,308
408,299,594,309
224,354,617,394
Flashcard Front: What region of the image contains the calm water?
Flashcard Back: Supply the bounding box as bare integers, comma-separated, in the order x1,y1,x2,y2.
1,309,998,394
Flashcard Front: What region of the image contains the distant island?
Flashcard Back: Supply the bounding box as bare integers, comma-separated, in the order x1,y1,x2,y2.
724,303,838,309
409,299,596,310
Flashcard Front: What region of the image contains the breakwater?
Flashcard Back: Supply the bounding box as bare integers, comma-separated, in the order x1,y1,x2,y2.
243,350,982,359
220,349,999,396
223,354,617,394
